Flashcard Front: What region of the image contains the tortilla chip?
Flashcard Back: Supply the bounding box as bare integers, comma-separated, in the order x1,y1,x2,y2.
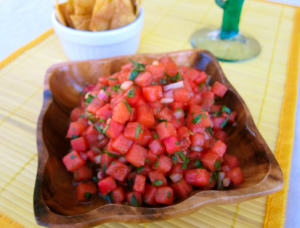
110,0,136,30
74,0,96,15
90,0,116,31
55,0,67,26
70,15,92,30
59,2,74,28
135,0,141,16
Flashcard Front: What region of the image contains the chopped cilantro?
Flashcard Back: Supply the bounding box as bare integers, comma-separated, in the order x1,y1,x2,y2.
172,156,178,165
137,166,145,172
99,119,105,123
70,154,77,159
195,160,203,168
153,132,158,139
103,150,121,158
84,192,93,200
168,73,182,81
85,94,95,104
221,105,231,114
72,135,78,139
167,192,171,198
181,163,188,169
175,142,179,145
102,85,108,91
123,100,132,114
165,122,168,128
206,127,213,136
129,69,139,80
103,162,107,172
154,160,159,169
130,193,140,207
214,159,222,169
177,151,188,162
152,180,163,186
145,159,151,164
160,79,167,84
199,83,204,89
192,114,202,124
129,59,146,71
80,113,85,118
103,124,109,134
157,118,167,123
135,123,142,138
220,117,230,128
107,78,117,81
94,125,104,134
112,84,121,91
127,87,135,97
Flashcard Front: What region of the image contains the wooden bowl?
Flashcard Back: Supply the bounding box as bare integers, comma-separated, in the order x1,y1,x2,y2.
34,49,283,227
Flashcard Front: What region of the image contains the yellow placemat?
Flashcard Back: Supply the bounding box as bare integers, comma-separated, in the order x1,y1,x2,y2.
0,0,299,227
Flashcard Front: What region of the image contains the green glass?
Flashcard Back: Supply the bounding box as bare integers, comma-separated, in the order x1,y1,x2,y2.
190,0,261,62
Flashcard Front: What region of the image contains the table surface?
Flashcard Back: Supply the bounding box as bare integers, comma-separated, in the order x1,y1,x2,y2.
0,0,299,227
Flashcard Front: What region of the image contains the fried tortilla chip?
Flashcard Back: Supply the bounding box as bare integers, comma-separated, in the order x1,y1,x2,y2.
110,0,136,30
70,15,92,30
59,2,74,28
55,0,67,26
90,0,116,31
74,0,96,15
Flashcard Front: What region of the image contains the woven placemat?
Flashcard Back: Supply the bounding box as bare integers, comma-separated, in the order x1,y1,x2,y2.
0,0,299,227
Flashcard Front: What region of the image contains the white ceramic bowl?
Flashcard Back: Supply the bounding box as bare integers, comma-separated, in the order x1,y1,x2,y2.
52,8,144,60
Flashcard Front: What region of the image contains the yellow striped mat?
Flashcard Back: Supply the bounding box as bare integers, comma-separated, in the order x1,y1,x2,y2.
0,0,299,227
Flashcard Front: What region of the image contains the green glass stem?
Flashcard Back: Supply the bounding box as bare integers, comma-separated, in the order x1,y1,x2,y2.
215,0,244,39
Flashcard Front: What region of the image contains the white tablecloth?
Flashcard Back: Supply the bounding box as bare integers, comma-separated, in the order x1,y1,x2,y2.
0,0,299,227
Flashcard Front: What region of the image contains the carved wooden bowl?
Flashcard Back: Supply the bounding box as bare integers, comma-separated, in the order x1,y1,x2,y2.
34,50,283,227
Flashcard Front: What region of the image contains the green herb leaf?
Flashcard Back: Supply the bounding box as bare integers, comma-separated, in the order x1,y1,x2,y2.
123,100,132,114
154,160,159,169
99,119,105,123
214,111,221,116
85,94,95,104
181,163,188,169
167,192,171,198
127,178,134,188
102,85,108,91
94,125,104,134
214,159,222,169
177,107,183,112
192,114,202,124
177,151,189,162
135,122,142,138
206,127,213,136
157,118,167,123
72,135,78,139
188,130,194,135
160,79,167,84
152,180,163,186
80,113,85,118
153,133,158,139
70,154,77,159
127,87,135,97
112,84,121,91
103,150,121,158
199,83,204,89
175,142,179,145
195,160,203,168
165,122,168,128
92,176,98,183
221,105,231,114
103,162,107,172
129,59,146,71
145,159,151,164
130,193,140,207
107,78,117,81
84,192,93,200
136,166,145,172
168,73,181,82
172,156,178,165
129,69,139,80
220,117,230,128
103,124,109,134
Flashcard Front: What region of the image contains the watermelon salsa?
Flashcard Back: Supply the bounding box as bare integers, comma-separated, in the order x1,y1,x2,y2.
63,57,244,206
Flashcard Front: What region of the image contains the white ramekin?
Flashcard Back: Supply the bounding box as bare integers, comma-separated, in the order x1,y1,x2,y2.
52,8,144,60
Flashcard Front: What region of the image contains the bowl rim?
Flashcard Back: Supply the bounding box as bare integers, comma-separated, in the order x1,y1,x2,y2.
34,49,284,227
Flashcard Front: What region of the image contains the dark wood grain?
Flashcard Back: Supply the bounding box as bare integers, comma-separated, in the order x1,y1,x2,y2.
34,50,283,228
